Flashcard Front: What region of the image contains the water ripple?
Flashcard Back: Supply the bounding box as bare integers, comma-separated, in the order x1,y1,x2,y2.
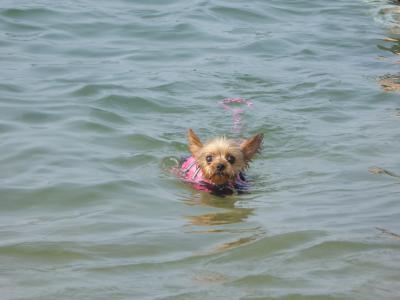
0,0,399,299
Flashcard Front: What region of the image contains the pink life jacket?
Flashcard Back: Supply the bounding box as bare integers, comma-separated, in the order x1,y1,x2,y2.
179,156,248,195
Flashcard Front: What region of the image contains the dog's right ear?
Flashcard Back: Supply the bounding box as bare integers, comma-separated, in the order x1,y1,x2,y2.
188,129,203,156
240,133,263,163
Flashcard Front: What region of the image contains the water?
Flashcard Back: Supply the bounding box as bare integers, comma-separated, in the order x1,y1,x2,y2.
1,0,399,299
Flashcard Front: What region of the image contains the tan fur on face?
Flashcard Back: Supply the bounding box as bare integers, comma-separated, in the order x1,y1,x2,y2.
187,129,263,185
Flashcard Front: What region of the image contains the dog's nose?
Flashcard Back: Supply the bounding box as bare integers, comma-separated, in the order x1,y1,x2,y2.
217,163,225,171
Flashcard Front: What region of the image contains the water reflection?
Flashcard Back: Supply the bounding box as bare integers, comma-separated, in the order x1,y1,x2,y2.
378,37,400,55
368,166,400,179
378,73,400,92
377,38,400,92
183,192,266,253
183,192,253,227
376,4,400,92
214,232,265,253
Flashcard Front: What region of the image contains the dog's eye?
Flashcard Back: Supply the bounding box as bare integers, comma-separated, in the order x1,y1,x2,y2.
227,155,235,164
206,155,213,163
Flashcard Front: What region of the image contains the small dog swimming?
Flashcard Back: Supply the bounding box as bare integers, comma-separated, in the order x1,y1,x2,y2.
178,129,263,195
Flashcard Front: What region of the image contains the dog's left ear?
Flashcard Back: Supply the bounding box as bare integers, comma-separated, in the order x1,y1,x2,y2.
240,133,263,163
188,129,203,157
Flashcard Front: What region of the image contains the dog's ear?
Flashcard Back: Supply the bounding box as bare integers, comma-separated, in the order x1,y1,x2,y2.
188,129,203,156
240,133,263,163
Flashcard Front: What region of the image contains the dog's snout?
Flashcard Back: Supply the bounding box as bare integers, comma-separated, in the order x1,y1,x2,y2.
217,163,225,171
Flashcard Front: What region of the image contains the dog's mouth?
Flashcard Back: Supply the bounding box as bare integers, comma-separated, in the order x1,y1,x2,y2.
208,170,235,185
216,170,225,177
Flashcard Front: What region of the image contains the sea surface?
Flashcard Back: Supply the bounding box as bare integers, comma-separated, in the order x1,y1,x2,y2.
1,0,400,299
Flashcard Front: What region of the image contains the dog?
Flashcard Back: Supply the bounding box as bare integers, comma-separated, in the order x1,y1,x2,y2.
179,129,263,195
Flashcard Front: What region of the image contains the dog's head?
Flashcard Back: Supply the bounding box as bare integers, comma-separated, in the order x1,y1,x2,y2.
187,129,263,185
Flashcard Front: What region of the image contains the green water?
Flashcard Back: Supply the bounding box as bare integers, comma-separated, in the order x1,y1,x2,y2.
1,0,400,299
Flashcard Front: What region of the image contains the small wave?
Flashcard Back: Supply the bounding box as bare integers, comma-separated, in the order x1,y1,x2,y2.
71,84,130,97
97,94,184,113
1,7,62,19
210,5,276,23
